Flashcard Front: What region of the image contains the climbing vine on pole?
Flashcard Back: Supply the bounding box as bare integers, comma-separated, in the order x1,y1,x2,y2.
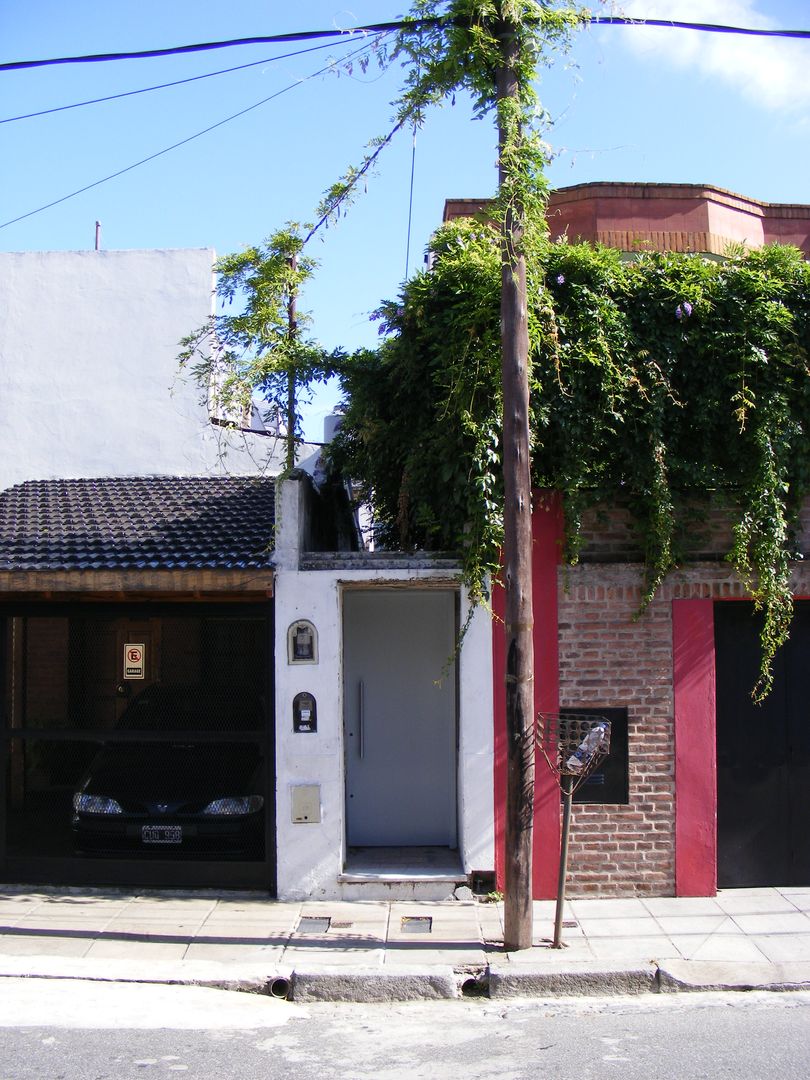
178,4,586,467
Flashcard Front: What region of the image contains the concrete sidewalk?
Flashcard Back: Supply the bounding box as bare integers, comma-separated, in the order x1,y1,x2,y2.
0,885,808,1001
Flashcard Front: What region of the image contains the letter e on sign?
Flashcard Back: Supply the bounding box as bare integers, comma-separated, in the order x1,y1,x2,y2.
124,643,145,680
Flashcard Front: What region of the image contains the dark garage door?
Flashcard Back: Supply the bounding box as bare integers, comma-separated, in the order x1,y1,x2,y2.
715,601,810,888
0,603,274,891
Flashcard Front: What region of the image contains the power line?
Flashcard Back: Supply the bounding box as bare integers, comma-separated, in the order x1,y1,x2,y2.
591,16,810,39
0,15,807,74
0,39,353,126
3,13,808,232
0,19,447,72
0,35,394,232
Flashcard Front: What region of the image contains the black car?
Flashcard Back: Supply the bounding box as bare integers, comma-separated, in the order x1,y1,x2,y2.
71,684,266,859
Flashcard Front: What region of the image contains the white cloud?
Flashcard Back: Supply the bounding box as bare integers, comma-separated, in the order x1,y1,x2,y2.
612,1,810,112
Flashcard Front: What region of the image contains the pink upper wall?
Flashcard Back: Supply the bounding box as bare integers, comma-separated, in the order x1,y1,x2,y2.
444,182,810,258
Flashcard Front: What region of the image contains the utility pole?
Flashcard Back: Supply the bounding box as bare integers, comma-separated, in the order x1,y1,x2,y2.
496,12,535,952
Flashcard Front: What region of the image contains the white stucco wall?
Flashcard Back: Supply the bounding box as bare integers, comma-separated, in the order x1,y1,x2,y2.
0,249,291,487
273,478,495,900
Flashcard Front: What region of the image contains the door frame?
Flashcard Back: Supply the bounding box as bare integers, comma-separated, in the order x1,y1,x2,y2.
673,596,810,895
341,584,460,851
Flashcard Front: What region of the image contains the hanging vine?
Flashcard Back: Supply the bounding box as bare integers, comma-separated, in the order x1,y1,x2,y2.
331,220,810,699
173,2,810,697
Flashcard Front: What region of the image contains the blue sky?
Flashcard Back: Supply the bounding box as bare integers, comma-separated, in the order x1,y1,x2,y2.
2,1,809,438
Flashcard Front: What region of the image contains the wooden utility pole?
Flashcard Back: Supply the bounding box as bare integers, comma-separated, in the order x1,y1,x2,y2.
496,14,535,952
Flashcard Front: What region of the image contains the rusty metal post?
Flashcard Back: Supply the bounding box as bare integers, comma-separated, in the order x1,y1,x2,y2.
552,773,575,948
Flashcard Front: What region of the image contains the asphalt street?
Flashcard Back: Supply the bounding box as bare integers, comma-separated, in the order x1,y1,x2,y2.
0,981,809,1080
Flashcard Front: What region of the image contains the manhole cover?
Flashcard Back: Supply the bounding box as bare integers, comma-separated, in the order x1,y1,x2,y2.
400,916,432,934
296,917,331,934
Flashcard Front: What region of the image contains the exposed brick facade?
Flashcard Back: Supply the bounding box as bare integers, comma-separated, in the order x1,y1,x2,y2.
465,181,810,898
556,545,810,896
445,181,810,258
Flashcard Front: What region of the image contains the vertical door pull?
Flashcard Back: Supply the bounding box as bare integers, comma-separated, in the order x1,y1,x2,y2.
358,680,365,759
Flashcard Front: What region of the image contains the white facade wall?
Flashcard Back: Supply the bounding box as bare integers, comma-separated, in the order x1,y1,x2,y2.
273,478,495,900
0,248,290,488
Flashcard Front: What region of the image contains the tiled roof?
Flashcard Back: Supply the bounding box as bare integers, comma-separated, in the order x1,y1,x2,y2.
0,477,276,571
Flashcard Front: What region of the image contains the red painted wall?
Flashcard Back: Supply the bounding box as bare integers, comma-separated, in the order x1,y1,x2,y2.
492,490,563,898
672,599,717,895
532,491,563,898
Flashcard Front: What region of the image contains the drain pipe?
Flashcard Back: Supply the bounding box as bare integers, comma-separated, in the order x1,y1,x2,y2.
267,976,291,1000
459,971,489,998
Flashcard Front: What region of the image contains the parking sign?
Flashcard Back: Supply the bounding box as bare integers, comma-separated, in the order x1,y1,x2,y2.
124,643,145,679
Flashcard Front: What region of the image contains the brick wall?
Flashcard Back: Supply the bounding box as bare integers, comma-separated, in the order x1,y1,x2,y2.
575,497,810,565
557,558,810,896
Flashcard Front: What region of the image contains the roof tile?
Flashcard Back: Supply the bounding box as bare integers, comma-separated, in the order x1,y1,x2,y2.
0,477,276,571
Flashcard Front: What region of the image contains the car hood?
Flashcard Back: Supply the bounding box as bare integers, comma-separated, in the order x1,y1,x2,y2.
78,742,263,806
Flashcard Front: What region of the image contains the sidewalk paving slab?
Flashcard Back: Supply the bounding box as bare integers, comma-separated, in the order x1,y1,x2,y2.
0,887,809,1002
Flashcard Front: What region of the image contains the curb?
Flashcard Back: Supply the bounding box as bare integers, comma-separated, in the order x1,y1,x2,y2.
656,960,810,994
0,956,808,1003
487,960,658,998
0,957,286,997
290,966,461,1002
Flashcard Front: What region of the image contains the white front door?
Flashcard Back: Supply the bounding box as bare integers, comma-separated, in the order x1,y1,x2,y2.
343,589,457,846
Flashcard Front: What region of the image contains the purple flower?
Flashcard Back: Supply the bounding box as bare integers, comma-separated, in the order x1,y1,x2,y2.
676,301,693,320
556,273,565,285
675,305,683,320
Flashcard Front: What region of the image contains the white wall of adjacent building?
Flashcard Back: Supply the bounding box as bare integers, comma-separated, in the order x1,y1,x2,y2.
0,248,301,488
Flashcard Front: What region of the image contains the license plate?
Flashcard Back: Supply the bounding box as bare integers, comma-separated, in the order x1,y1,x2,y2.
142,825,182,844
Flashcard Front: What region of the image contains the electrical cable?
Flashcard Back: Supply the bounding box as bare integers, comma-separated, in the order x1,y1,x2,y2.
591,16,810,39
0,34,395,232
3,13,808,233
0,38,358,126
0,18,449,72
0,15,807,74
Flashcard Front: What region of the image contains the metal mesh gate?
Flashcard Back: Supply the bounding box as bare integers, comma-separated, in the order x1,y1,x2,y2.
0,604,274,890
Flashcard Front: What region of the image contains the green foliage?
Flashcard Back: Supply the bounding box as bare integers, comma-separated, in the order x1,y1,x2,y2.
333,224,504,605
320,2,586,246
331,219,810,698
178,3,586,466
178,226,338,471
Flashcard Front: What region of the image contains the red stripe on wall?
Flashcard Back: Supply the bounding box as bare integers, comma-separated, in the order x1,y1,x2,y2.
672,598,717,896
492,490,563,897
532,490,563,898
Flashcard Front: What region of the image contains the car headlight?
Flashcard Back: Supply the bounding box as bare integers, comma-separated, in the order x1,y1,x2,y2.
73,793,124,815
202,796,264,816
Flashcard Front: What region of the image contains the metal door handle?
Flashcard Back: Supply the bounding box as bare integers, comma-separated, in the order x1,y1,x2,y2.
358,680,364,759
